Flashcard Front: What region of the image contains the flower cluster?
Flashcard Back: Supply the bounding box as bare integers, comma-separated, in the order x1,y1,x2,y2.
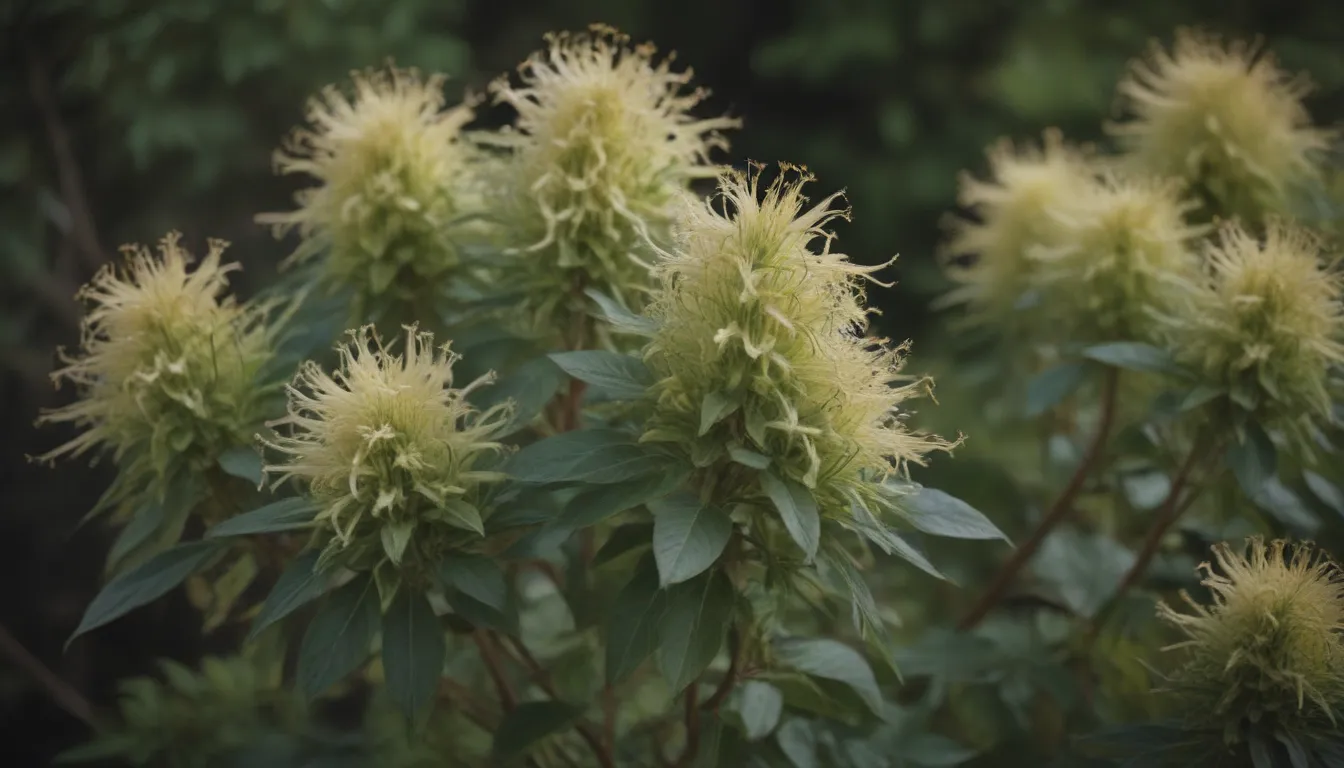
260,66,483,323
262,326,510,577
641,166,954,521
38,233,275,488
1110,29,1331,222
485,24,739,341
1158,538,1344,742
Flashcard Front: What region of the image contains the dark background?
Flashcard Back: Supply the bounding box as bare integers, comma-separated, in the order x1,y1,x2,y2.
3,0,1342,763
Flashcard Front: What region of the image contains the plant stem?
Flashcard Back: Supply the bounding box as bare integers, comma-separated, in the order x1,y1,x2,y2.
0,622,100,730
474,630,516,710
958,367,1121,630
503,635,615,768
703,630,741,713
676,682,701,767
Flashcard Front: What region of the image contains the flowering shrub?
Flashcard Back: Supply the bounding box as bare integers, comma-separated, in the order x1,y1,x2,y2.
36,22,1344,768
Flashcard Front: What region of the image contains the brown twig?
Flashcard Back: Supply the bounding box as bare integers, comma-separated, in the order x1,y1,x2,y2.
0,622,100,730
503,634,615,768
473,630,517,710
602,683,616,756
959,368,1121,630
675,682,701,767
702,629,741,713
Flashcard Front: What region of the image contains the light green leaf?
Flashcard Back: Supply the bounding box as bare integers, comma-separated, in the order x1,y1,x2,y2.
556,467,689,531
761,472,820,562
650,493,733,586
727,446,770,470
735,681,783,741
1081,342,1179,374
1304,470,1344,516
821,550,893,667
71,540,226,643
549,350,652,401
699,391,741,436
441,499,484,535
585,287,658,337
773,638,884,715
380,521,415,565
776,717,818,768
249,550,328,640
656,570,734,693
606,556,668,683
382,588,445,719
217,446,264,485
886,532,947,581
297,575,379,699
1025,361,1086,416
904,733,978,767
892,485,1009,542
492,700,586,759
205,497,319,538
508,429,679,485
438,556,507,611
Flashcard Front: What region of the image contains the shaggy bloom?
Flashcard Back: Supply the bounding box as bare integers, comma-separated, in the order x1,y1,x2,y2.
1163,220,1344,441
1158,538,1344,742
642,165,955,522
1029,173,1205,345
485,25,739,338
262,326,510,575
941,129,1096,335
259,66,483,321
38,233,275,486
1110,29,1332,222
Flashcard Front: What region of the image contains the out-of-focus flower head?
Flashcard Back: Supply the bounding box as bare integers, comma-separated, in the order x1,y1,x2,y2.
1109,29,1332,223
485,24,739,342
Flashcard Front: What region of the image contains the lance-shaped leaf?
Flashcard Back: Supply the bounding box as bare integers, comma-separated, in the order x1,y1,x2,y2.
71,540,226,643
382,588,445,718
761,472,820,562
249,550,328,640
508,429,679,485
297,575,379,699
206,497,319,538
650,493,733,586
549,350,653,401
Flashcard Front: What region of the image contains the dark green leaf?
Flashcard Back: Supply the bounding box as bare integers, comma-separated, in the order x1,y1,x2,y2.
1031,526,1135,618
893,485,1009,542
821,550,894,667
71,540,226,642
606,556,668,683
1025,361,1087,416
727,446,771,470
735,681,783,741
656,570,734,693
556,467,689,531
650,493,733,586
692,712,724,768
773,638,884,715
886,532,947,581
447,591,518,634
761,472,820,562
438,556,507,611
206,497,319,538
474,356,566,437
904,733,978,766
1226,421,1277,496
217,446,264,485
492,700,586,759
297,575,379,699
106,477,202,572
382,589,444,719
593,523,654,567
1304,470,1344,515
1253,478,1319,534
1275,731,1310,768
699,391,741,436
548,350,653,401
1082,342,1178,374
776,717,817,768
585,287,658,337
250,550,328,640
507,429,679,485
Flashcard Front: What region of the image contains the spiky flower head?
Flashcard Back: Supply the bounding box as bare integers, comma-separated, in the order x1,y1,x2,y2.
260,66,483,323
1028,172,1205,345
485,24,739,339
1162,220,1344,442
1157,538,1344,743
941,129,1096,336
642,165,955,526
38,233,276,490
262,326,510,578
1109,29,1332,223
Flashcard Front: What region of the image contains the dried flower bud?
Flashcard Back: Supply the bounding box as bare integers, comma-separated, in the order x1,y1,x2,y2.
262,326,510,576
1110,29,1332,222
642,165,955,520
485,24,739,338
38,233,276,486
260,66,482,320
1158,538,1344,742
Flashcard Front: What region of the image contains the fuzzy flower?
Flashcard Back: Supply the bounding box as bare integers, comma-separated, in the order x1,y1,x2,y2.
262,326,510,576
940,129,1096,335
641,165,955,521
1158,538,1344,743
38,233,276,486
1029,173,1205,345
1109,29,1332,223
484,24,739,338
1162,220,1344,441
259,66,483,321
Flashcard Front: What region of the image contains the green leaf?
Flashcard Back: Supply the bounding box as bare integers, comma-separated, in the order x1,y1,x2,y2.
1082,342,1179,373
904,733,978,766
650,492,733,586
507,429,679,485
893,485,1009,542
727,446,771,470
1179,385,1224,411
297,575,380,699
606,556,668,683
1031,526,1135,618
217,446,264,485
656,570,734,693
556,467,689,531
441,499,484,535
476,356,567,436
761,472,820,562
382,588,445,719
1025,361,1086,416
1252,478,1319,535
585,287,658,337
380,521,416,565
1304,470,1344,515
699,391,741,436
492,700,586,759
70,540,225,643
206,497,319,538
821,550,894,666
249,550,328,640
106,478,202,573
886,532,946,581
773,638,884,715
593,523,654,566
438,556,507,611
735,681,783,741
776,717,818,768
1226,421,1277,496
447,591,518,634
548,350,652,400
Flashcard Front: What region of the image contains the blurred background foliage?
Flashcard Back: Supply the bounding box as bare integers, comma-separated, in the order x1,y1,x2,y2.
3,0,1344,764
